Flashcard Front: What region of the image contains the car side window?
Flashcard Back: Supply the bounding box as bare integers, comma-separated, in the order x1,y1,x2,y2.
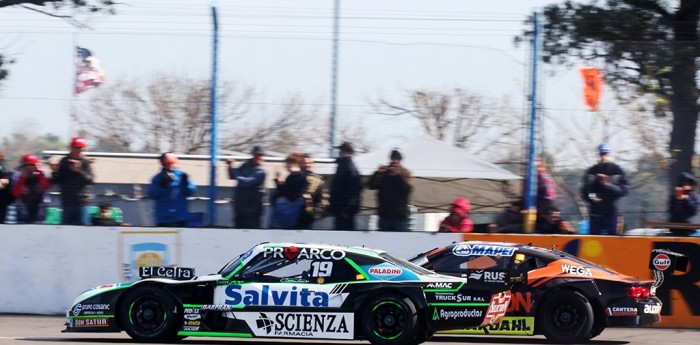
427,254,468,273
239,251,359,284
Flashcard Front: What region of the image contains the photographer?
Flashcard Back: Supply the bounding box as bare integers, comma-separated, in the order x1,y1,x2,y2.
668,172,699,224
368,149,413,231
51,136,94,225
147,152,196,227
11,154,51,224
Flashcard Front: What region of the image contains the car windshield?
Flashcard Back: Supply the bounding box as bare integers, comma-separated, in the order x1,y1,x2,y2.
380,253,434,276
218,247,254,277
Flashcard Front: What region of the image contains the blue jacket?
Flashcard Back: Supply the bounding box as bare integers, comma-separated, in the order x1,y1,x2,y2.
148,169,196,224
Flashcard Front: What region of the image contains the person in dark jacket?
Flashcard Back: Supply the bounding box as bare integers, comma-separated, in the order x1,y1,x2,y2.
668,172,699,224
438,198,473,233
11,154,51,224
226,146,266,229
581,143,629,235
329,142,363,230
0,151,14,223
91,202,123,226
270,153,307,229
368,149,413,231
147,152,196,227
50,136,94,225
535,205,576,234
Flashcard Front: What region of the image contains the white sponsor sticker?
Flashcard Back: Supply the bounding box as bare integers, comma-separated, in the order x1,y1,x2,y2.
233,312,354,339
368,263,403,280
561,264,592,276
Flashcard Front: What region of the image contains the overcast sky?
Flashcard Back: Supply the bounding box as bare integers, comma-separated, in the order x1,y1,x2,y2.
0,0,608,160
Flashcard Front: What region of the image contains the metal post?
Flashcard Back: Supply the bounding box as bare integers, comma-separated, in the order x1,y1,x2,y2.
523,12,542,233
329,0,340,157
208,2,220,226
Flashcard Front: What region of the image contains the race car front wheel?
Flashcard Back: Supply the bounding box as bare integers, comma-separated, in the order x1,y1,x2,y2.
538,290,594,344
361,293,418,345
119,286,181,342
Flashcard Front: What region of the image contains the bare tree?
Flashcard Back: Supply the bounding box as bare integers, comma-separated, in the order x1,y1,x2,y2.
72,75,360,156
542,96,672,220
372,88,524,156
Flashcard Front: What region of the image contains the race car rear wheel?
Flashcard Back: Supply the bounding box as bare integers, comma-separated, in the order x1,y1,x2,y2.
119,286,181,342
362,293,418,345
538,290,594,344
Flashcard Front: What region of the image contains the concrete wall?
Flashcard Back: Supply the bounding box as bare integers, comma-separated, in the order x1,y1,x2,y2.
0,225,463,315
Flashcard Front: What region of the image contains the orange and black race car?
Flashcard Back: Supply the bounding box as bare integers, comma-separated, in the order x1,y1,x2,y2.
409,241,686,344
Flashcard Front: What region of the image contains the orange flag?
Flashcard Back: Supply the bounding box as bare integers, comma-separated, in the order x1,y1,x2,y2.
580,67,602,111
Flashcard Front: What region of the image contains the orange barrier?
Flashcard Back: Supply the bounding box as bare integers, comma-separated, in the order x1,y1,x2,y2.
462,233,700,328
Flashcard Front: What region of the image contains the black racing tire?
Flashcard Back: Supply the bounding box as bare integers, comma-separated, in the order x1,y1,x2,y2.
119,286,182,342
361,293,418,345
587,323,605,340
537,290,594,344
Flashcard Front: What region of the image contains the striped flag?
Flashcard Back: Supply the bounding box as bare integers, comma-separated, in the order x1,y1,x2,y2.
75,46,105,95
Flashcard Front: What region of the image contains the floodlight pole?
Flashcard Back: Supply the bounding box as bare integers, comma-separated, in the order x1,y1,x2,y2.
329,0,340,157
208,2,220,226
523,12,542,233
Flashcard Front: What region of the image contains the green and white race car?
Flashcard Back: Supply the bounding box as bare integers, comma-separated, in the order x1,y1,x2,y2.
64,242,512,345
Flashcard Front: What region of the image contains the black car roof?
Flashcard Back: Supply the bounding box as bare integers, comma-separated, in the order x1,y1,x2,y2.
424,241,567,261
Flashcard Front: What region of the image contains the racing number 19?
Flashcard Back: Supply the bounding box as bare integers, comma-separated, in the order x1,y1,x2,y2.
311,262,333,277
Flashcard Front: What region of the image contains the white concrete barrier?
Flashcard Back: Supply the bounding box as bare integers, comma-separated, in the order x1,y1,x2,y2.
0,225,463,315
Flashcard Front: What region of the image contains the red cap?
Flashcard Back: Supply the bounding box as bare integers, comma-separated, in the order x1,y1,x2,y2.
70,136,87,148
21,154,40,165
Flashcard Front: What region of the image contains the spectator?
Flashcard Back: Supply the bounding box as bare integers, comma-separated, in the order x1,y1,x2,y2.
0,151,14,223
536,158,557,214
11,154,51,224
535,205,576,234
91,202,123,226
51,136,94,225
226,145,266,229
147,152,196,227
438,198,474,233
298,153,326,229
668,172,699,223
368,149,413,231
270,153,306,229
581,143,629,235
488,199,524,233
329,142,363,230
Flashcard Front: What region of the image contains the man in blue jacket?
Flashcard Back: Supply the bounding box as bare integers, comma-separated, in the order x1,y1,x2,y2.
581,144,628,235
148,152,196,227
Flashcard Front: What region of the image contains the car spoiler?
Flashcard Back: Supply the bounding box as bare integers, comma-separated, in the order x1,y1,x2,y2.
649,249,688,288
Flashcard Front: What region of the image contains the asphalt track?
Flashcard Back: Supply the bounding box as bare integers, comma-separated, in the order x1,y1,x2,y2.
0,315,697,345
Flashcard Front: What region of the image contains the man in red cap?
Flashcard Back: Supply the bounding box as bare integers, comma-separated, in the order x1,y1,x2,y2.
147,152,197,227
11,154,51,223
51,136,94,225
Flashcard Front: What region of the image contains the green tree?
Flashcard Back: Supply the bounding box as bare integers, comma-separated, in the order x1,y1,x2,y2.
0,0,115,84
520,0,699,189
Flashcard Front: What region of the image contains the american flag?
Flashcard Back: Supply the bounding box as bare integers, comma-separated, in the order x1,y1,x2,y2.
74,46,105,95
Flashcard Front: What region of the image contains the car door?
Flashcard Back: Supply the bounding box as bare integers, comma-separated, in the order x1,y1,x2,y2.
211,245,357,339
213,246,354,308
